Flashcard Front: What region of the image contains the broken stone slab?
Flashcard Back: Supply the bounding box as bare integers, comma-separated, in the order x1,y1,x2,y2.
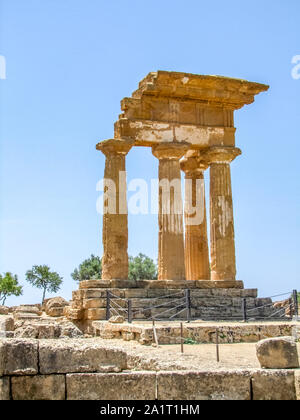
66,372,156,400
251,370,296,400
0,316,14,332
14,305,42,315
109,315,125,324
39,339,127,374
63,306,83,320
0,306,9,315
11,375,65,400
256,336,299,369
0,338,38,376
13,312,40,321
58,322,83,338
0,377,10,400
14,325,39,339
13,322,83,339
44,297,70,317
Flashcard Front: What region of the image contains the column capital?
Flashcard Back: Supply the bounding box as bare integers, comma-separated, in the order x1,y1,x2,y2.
96,138,134,156
180,155,209,176
152,142,189,160
203,146,241,165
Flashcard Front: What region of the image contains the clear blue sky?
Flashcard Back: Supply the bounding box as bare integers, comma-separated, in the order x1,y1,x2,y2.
0,0,299,305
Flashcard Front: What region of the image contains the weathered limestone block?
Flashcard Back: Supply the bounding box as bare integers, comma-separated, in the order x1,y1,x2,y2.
251,370,296,400
0,338,38,376
44,297,69,316
81,289,108,299
37,324,61,339
0,377,10,400
72,290,83,300
0,306,9,315
47,307,69,318
13,312,40,321
79,280,110,289
66,372,156,400
0,316,14,333
59,321,83,338
157,371,251,400
63,306,83,320
124,289,148,298
14,325,39,338
39,339,127,374
84,308,106,320
15,305,42,315
256,337,299,369
109,316,125,324
11,375,65,400
82,298,106,309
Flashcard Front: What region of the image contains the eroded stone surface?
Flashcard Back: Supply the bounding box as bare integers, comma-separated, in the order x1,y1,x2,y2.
39,339,127,374
11,375,65,400
0,338,38,376
66,372,156,400
0,306,9,315
0,377,10,400
157,370,251,400
256,336,299,369
44,297,69,317
251,370,296,400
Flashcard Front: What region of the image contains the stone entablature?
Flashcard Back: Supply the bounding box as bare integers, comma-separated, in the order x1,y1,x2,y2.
115,71,268,148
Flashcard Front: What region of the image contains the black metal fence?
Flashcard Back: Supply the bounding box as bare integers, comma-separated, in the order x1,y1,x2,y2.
242,290,298,322
105,289,298,323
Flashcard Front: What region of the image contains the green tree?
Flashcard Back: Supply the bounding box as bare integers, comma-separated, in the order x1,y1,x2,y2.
128,253,157,281
0,272,23,305
72,253,157,282
25,265,63,303
71,254,102,282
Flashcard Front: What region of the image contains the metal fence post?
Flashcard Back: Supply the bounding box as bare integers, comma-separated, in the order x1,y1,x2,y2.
128,299,132,323
185,289,191,322
152,320,159,347
242,298,247,322
106,290,111,320
293,290,298,317
216,328,220,362
180,322,184,353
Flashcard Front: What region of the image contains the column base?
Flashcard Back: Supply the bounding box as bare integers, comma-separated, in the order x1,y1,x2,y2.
79,279,244,290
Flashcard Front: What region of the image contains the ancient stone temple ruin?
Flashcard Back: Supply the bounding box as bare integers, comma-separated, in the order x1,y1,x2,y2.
66,71,270,326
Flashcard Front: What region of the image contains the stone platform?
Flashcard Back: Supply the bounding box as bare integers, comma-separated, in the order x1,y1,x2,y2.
93,320,296,345
1,337,299,400
65,280,281,325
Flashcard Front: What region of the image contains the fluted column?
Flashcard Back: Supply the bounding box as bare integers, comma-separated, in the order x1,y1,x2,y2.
152,142,188,281
180,155,210,280
204,146,241,281
96,139,133,280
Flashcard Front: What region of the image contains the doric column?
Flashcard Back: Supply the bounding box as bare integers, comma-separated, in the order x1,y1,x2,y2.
204,146,241,281
96,139,133,280
152,142,188,281
180,155,210,280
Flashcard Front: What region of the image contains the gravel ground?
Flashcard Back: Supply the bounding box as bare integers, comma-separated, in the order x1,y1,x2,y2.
93,338,300,371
